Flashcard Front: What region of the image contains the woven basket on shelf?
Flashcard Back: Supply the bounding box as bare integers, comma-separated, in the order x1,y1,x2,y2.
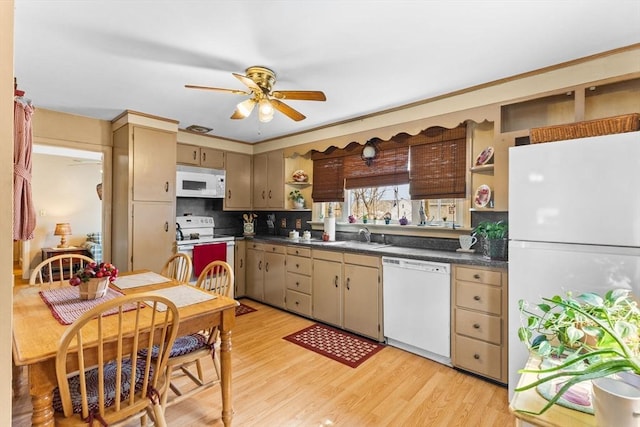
530,113,640,144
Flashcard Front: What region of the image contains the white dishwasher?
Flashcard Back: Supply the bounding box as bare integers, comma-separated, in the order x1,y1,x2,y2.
382,257,451,366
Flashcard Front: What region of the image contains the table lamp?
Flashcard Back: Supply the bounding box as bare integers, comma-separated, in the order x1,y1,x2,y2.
54,223,72,248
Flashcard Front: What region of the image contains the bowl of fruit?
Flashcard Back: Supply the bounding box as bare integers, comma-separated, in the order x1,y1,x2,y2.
292,170,308,182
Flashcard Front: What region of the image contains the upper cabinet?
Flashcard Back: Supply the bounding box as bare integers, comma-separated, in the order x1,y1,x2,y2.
253,150,284,209
131,126,176,202
177,143,224,169
224,151,252,210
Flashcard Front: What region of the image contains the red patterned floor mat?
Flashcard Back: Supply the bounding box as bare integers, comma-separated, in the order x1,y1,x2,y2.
283,323,384,368
235,302,257,317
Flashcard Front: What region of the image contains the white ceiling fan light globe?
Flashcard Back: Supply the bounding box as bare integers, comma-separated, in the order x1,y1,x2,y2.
236,98,256,117
258,99,275,123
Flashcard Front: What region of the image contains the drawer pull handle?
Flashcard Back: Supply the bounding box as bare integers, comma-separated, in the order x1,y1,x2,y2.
258,260,262,271
295,301,299,306
334,275,339,288
473,323,480,329
473,354,480,360
265,262,269,273
473,295,481,301
296,263,300,268
473,274,481,279
296,281,300,287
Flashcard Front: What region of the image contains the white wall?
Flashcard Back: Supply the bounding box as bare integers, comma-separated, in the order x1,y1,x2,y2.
25,152,102,272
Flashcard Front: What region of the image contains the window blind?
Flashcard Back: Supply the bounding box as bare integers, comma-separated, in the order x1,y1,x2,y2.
409,125,467,199
344,144,409,189
311,157,345,202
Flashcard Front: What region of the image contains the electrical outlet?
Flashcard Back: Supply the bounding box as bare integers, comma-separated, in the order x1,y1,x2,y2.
280,218,286,228
296,218,302,229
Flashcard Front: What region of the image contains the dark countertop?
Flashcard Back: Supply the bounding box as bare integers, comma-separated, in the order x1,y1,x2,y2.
243,236,508,269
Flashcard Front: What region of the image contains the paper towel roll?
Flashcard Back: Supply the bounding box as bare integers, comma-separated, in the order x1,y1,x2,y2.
324,217,336,241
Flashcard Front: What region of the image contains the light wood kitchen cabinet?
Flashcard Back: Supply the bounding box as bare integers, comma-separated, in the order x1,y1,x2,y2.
285,246,312,317
177,143,224,169
451,264,508,384
312,250,343,328
246,242,264,300
224,152,252,210
343,253,382,341
112,117,177,273
253,150,284,209
234,239,246,297
263,244,286,308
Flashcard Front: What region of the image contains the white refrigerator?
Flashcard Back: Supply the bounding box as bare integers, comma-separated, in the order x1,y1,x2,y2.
508,131,640,396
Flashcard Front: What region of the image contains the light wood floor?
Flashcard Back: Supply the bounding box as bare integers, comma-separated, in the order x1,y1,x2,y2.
13,299,516,426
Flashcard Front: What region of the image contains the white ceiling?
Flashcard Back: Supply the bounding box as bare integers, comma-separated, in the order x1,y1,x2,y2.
13,1,640,144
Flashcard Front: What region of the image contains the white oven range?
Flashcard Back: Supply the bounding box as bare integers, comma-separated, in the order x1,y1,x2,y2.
175,216,235,286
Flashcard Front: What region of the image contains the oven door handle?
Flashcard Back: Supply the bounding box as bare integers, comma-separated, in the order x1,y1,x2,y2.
177,244,195,251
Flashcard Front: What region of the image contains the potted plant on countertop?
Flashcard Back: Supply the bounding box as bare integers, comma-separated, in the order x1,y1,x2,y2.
473,220,508,260
288,190,305,209
515,289,640,423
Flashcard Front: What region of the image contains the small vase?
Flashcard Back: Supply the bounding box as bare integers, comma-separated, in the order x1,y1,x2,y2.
384,219,391,224
79,278,109,300
293,200,304,209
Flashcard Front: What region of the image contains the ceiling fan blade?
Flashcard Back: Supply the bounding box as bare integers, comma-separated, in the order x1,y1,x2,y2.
270,99,306,121
185,84,249,96
272,90,326,101
230,109,246,119
232,73,263,93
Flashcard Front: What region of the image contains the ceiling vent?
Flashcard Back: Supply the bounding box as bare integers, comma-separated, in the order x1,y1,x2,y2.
186,125,213,134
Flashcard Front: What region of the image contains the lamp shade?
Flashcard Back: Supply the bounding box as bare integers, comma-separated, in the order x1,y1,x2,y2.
54,223,72,248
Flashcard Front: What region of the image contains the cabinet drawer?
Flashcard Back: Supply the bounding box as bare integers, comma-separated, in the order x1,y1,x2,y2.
455,281,502,315
454,335,502,380
248,242,264,251
344,253,379,268
265,244,285,254
287,246,311,257
455,309,502,345
287,255,312,275
286,272,312,294
455,266,502,286
286,289,312,317
313,249,343,262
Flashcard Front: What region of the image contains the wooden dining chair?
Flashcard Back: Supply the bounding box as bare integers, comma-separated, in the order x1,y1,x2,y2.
29,253,95,285
161,260,234,408
53,293,180,427
160,253,193,284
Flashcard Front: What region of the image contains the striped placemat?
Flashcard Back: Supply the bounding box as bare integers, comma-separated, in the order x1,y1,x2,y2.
39,286,134,325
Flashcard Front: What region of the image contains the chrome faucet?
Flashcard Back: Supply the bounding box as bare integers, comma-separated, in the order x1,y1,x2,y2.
358,227,371,243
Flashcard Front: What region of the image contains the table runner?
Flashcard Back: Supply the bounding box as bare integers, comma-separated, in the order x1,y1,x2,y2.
147,285,216,312
113,271,172,289
39,286,134,325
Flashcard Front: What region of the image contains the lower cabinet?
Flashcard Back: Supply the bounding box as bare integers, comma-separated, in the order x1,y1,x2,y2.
246,242,264,300
263,245,286,308
343,253,382,341
311,250,343,327
451,264,508,384
234,240,246,297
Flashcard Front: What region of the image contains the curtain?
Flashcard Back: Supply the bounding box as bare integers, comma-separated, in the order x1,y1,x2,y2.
344,144,409,189
311,157,345,202
13,99,36,241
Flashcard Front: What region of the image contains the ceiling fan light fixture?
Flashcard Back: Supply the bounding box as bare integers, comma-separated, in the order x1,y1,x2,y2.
236,98,256,117
258,99,275,122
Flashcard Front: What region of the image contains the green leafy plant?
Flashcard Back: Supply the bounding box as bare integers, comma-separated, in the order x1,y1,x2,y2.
516,289,640,415
473,220,508,239
288,190,304,202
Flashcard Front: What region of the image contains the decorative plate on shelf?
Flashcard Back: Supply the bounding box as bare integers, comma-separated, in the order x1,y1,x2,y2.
292,170,308,182
474,184,491,208
475,146,494,166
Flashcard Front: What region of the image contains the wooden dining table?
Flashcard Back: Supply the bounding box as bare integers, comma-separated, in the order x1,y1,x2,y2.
12,270,238,427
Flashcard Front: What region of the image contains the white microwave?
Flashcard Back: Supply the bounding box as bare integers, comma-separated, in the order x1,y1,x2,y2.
176,165,225,198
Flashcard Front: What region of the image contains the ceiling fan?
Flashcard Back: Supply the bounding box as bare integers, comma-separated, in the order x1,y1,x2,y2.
185,66,326,122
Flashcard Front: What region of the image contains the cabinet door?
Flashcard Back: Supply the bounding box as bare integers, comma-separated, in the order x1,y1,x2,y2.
224,152,252,210
234,240,246,297
252,153,268,208
266,150,284,208
177,144,200,165
263,251,286,308
200,147,224,169
344,263,380,340
312,259,342,327
246,247,264,300
132,127,176,202
131,202,175,273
